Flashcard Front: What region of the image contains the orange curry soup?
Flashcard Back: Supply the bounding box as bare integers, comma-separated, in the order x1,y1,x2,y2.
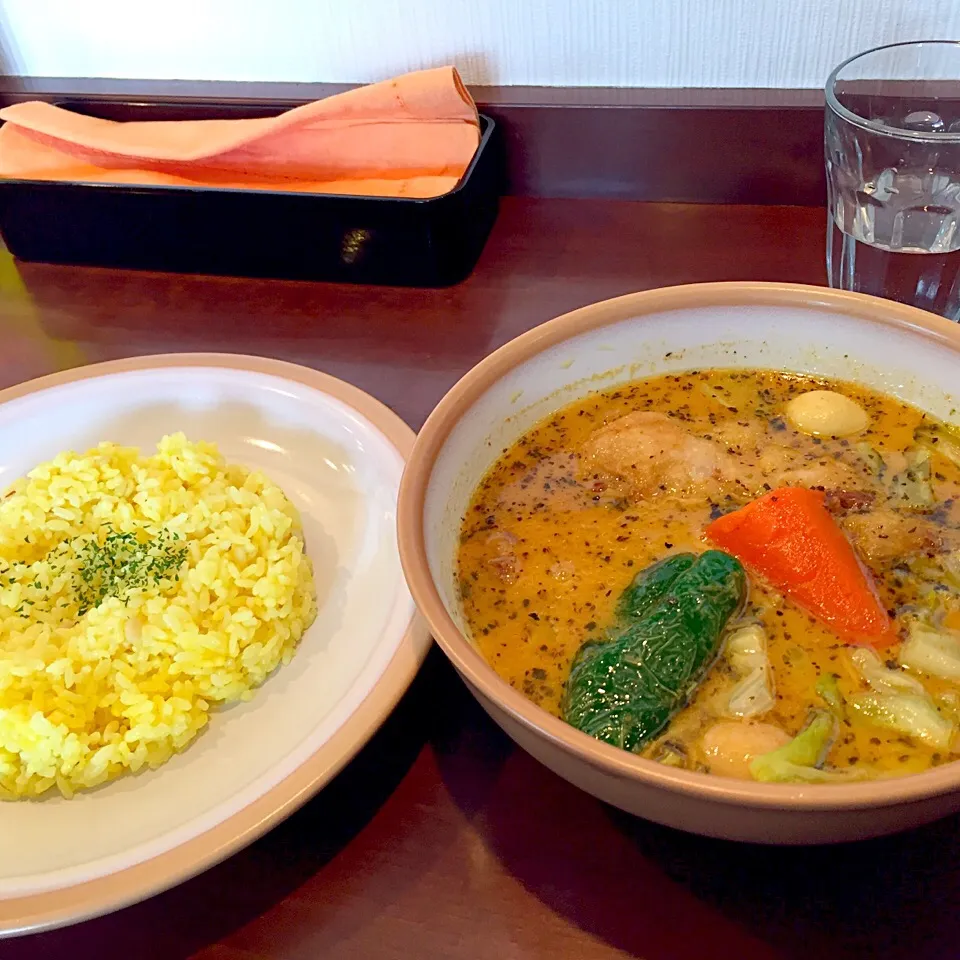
457,370,960,780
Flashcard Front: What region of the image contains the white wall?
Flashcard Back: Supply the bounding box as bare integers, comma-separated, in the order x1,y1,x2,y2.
0,0,958,88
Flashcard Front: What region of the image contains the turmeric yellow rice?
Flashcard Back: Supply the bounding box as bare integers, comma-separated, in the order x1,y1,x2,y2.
0,433,317,799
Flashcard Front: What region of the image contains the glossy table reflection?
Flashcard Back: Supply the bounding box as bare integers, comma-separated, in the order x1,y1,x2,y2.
4,199,954,960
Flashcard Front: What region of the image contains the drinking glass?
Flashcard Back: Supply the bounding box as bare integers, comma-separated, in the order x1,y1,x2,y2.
826,40,960,321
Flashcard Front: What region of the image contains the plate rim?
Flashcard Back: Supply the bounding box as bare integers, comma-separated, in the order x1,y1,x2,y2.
0,352,430,937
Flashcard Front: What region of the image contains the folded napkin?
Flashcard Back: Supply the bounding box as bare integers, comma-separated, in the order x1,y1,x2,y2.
0,67,480,198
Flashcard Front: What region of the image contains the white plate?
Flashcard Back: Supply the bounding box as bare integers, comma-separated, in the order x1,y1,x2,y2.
0,354,430,935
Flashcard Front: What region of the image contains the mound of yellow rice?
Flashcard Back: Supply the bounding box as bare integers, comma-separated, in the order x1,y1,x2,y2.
0,433,316,799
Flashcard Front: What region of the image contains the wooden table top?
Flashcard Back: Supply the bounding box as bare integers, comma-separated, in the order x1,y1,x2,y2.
3,198,955,960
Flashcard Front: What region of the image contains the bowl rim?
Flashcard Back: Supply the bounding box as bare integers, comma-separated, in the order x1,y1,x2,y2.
398,280,960,812
0,352,431,936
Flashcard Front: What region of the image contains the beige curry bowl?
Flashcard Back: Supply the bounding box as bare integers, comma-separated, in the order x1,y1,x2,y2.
398,281,960,845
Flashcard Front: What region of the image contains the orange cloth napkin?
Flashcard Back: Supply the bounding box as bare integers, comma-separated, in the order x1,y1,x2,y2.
0,67,480,198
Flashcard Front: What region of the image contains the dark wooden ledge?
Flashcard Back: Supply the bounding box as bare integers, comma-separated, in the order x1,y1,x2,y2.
0,77,826,205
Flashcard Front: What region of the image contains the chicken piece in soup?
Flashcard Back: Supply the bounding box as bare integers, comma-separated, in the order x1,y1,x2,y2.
457,369,960,782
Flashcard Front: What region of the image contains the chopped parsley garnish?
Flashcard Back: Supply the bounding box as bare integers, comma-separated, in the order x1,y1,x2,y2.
3,526,188,617
75,528,187,615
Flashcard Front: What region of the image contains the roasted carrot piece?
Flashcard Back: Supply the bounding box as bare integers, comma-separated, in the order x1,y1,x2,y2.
705,487,896,646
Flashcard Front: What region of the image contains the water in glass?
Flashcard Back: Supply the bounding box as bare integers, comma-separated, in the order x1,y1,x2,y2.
827,168,960,320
